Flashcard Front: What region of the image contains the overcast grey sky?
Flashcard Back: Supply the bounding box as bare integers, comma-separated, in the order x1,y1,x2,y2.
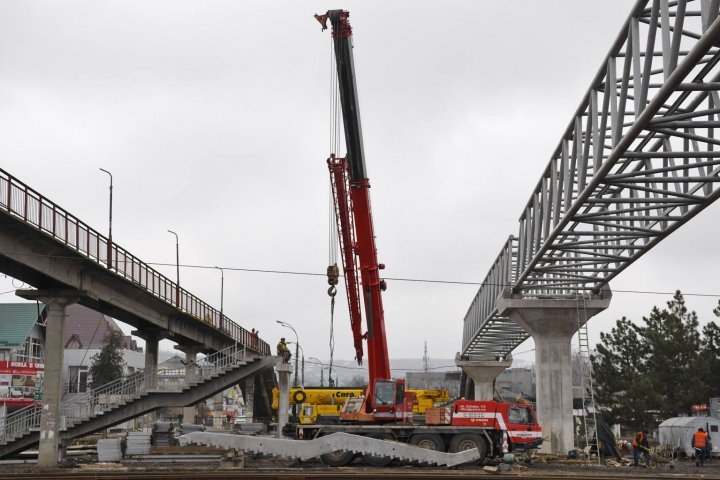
1,1,719,366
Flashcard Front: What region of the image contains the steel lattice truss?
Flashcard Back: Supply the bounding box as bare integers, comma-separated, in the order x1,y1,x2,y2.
463,0,720,358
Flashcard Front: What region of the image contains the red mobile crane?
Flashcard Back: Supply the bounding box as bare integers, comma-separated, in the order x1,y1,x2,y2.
316,9,398,421
305,10,542,466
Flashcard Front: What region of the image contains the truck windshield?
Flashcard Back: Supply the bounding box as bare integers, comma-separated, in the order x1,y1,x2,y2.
508,406,533,425
374,381,395,406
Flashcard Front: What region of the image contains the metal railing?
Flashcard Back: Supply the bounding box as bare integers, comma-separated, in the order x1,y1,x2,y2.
461,236,528,358
0,404,41,443
0,168,270,356
0,344,249,444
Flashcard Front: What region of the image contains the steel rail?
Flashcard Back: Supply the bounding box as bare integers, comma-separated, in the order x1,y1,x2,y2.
3,468,719,480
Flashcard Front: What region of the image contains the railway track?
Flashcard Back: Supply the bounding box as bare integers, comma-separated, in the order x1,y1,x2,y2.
4,469,720,480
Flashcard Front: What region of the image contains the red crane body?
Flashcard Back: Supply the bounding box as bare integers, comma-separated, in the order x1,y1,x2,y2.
318,10,395,418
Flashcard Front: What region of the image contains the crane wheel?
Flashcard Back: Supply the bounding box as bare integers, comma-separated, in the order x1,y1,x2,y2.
320,450,355,466
409,433,445,452
449,433,488,464
363,434,394,467
293,390,307,404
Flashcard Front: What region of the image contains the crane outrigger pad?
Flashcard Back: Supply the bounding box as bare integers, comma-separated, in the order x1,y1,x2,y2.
179,431,481,467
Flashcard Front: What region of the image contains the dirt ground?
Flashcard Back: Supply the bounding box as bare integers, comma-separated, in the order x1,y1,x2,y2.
4,452,720,478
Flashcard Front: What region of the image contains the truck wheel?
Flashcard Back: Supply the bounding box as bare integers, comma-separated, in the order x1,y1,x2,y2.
409,433,445,452
449,433,488,462
320,450,355,466
363,434,394,467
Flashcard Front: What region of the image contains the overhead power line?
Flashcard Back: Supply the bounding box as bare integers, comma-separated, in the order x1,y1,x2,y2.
0,250,719,298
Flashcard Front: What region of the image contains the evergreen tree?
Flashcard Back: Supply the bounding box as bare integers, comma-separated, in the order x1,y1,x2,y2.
701,302,720,397
591,317,657,429
592,291,713,428
89,330,127,389
638,291,705,417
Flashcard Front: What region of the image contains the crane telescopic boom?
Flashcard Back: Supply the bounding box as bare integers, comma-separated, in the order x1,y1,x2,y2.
316,10,392,415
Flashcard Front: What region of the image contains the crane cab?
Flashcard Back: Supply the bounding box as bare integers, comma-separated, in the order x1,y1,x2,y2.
339,378,412,423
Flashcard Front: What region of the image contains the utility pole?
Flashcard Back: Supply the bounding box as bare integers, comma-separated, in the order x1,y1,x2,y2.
423,341,429,389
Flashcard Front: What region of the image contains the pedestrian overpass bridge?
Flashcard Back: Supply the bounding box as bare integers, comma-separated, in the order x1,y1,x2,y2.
0,167,273,465
460,0,720,454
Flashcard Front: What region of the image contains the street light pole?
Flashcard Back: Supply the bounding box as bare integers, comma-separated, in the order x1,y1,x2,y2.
276,320,299,387
167,230,180,307
214,266,224,331
99,168,113,268
309,357,324,387
297,344,305,386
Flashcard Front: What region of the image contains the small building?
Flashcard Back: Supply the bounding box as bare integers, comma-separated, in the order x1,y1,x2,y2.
496,368,535,399
659,416,720,457
406,371,461,398
62,304,144,393
0,303,47,418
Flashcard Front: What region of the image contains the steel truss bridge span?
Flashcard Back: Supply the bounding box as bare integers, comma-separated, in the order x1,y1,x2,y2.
463,0,720,358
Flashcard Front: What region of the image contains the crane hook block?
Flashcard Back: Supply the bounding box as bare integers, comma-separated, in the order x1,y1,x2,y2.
327,264,340,297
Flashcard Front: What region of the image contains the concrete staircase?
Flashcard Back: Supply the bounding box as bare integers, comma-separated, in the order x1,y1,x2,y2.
0,345,278,458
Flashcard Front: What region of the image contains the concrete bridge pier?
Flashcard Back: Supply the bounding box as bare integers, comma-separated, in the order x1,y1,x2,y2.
133,329,165,390
133,329,166,426
177,344,203,425
497,286,611,454
17,289,81,467
244,376,255,423
455,353,512,401
276,362,292,437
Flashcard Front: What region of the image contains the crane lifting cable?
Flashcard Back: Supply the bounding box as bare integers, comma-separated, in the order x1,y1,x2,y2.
326,21,342,379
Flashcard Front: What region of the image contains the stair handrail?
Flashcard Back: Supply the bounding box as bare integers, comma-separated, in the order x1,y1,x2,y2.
61,368,147,424
1,343,253,443
194,343,247,376
0,404,42,443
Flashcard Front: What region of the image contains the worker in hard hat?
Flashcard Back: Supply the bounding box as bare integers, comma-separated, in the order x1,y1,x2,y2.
632,430,650,467
277,337,291,363
692,427,711,466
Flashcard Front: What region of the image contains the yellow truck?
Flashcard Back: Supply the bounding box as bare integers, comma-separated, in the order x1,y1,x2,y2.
272,387,450,424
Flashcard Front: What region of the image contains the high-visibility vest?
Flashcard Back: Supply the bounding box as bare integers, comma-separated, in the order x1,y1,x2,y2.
694,431,708,448
632,432,645,447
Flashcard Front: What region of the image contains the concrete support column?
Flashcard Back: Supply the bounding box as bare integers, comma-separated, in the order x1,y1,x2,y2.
455,353,512,401
244,376,255,423
17,289,81,468
131,328,166,391
276,362,292,437
132,329,165,426
177,344,203,425
497,286,611,454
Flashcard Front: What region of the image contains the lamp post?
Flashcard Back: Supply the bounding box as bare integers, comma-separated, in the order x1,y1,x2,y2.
308,357,324,387
99,168,113,268
297,344,305,386
167,230,180,307
214,266,224,330
276,320,299,387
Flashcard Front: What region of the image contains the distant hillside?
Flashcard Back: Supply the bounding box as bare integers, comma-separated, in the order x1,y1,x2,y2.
159,349,532,387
